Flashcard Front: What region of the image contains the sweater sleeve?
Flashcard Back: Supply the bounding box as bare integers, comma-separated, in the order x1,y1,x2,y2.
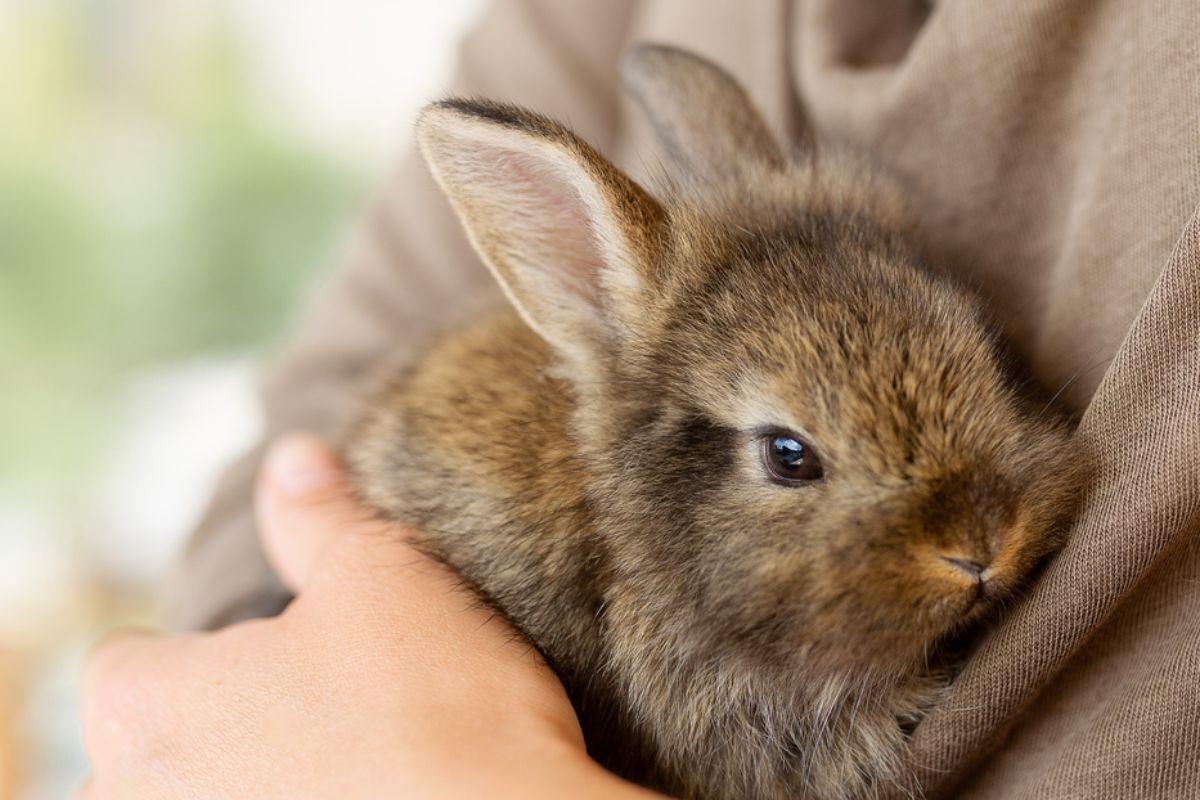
160,0,638,630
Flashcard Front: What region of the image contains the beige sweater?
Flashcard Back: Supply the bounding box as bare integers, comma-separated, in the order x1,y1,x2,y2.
163,2,1200,796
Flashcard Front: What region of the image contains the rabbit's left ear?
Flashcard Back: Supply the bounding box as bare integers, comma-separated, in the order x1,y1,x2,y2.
417,100,664,366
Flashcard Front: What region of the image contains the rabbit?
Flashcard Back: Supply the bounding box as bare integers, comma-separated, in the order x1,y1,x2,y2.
345,44,1087,800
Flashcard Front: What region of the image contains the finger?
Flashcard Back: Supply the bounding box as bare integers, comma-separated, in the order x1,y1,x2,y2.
256,432,389,592
255,432,451,602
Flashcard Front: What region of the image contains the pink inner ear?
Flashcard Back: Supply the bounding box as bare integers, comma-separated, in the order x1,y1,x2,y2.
487,147,609,325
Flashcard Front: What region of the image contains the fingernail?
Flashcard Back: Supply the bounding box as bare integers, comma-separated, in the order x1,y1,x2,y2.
265,433,342,496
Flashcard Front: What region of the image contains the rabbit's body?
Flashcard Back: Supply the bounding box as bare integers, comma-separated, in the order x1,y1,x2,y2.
347,47,1085,800
352,304,942,799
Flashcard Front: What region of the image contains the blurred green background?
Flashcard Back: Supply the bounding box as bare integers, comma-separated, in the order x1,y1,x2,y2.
0,5,361,499
0,1,482,796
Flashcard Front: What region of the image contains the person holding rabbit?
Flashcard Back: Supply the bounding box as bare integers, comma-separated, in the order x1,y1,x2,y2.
83,3,1200,798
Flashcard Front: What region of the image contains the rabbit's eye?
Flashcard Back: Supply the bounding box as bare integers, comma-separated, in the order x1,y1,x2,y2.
761,433,824,485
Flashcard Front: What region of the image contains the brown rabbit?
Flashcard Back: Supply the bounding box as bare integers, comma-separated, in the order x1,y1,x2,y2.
346,45,1086,800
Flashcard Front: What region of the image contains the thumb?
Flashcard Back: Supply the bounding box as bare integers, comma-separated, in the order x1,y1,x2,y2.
255,432,379,592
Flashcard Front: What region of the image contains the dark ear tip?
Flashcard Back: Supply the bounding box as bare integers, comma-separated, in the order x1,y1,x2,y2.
417,99,476,135
422,97,520,127
416,99,511,160
418,97,567,147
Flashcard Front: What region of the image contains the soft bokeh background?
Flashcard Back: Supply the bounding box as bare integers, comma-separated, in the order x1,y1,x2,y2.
0,1,484,796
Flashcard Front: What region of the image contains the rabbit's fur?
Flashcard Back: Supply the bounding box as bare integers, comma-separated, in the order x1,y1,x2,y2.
347,46,1086,800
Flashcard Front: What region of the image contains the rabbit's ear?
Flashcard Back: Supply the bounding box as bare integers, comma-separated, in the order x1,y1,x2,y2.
417,100,664,365
621,44,785,185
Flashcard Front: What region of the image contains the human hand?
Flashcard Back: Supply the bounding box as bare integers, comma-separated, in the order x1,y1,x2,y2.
79,433,663,799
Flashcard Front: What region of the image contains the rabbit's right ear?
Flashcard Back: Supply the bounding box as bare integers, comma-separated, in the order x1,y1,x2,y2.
621,44,785,186
417,100,664,367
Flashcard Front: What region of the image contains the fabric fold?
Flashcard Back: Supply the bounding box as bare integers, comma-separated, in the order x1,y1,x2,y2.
906,205,1200,798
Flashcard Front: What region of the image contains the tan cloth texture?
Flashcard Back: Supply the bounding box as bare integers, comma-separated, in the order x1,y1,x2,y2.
161,1,1200,796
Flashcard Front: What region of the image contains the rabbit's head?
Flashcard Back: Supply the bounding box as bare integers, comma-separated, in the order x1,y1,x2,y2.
416,45,1085,705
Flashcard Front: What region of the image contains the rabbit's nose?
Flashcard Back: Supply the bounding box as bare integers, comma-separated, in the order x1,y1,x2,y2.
936,553,995,589
941,556,986,581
